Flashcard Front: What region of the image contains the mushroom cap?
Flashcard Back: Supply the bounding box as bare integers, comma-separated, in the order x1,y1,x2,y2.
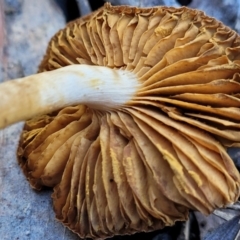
18,3,240,239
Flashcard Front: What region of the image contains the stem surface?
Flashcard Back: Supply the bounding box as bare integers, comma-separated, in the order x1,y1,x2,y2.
0,64,139,129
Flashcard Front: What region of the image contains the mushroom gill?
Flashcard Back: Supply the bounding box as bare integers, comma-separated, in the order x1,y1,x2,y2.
2,2,240,239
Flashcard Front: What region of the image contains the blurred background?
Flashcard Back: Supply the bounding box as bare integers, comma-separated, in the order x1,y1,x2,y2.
0,0,240,239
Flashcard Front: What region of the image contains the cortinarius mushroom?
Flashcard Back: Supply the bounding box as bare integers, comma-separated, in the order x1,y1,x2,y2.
1,3,240,239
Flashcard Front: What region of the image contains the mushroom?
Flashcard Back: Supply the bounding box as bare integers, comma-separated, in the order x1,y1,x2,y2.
1,2,240,239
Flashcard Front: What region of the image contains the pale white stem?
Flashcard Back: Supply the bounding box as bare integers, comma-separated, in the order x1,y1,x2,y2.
0,64,139,129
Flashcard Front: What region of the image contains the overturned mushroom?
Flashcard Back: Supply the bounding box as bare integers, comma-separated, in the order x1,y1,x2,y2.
1,3,240,239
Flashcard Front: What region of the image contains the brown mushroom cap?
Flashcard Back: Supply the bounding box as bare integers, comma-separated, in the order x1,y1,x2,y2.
18,3,240,239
